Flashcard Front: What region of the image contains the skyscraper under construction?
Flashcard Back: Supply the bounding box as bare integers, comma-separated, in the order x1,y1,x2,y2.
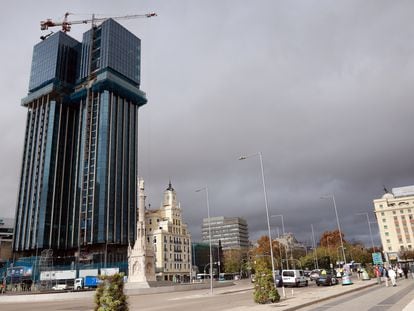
13,19,147,265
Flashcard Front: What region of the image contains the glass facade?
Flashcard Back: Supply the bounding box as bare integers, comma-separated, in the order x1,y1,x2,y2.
79,19,141,86
29,32,80,92
14,20,147,262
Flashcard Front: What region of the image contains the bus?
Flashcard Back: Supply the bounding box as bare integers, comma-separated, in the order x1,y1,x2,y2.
219,273,236,281
196,273,211,281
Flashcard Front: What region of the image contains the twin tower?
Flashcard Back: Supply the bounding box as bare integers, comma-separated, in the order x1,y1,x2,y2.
13,19,147,263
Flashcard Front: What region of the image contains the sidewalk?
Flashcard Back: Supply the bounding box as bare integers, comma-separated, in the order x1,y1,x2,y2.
274,279,377,310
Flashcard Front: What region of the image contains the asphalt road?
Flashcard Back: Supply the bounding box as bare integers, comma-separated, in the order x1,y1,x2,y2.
2,278,412,311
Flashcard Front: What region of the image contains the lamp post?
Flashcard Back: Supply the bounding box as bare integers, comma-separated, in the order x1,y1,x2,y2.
239,152,276,288
321,195,346,264
196,186,213,295
356,212,375,251
271,214,289,270
337,246,346,264
311,224,319,269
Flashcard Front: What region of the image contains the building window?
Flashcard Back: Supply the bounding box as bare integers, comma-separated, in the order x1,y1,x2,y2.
393,211,397,215
384,225,388,229
381,212,385,216
385,232,389,236
386,239,390,243
382,219,386,222
388,247,392,251
400,245,404,250
409,245,412,249
400,210,404,214
380,204,383,208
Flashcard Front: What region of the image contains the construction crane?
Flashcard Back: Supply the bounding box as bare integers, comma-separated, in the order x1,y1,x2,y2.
40,12,157,33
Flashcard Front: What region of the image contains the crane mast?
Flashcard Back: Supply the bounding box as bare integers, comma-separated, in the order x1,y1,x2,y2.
40,12,157,32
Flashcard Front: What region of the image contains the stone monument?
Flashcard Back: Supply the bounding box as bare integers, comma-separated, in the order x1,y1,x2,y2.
126,178,156,288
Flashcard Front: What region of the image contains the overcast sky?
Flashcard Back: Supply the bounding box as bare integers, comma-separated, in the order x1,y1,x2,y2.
1,1,414,247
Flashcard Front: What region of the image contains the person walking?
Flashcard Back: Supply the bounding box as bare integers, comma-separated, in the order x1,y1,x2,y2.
388,267,397,287
374,265,381,284
382,266,389,287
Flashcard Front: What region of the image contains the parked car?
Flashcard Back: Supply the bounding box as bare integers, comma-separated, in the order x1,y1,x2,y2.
316,274,338,286
304,270,312,278
309,269,321,281
282,269,308,287
52,283,68,290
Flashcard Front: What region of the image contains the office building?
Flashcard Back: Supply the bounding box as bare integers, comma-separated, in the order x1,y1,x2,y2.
373,185,414,261
13,19,147,264
202,216,249,250
145,182,192,282
0,218,14,262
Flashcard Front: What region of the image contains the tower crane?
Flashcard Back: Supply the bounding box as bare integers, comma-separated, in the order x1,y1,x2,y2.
40,12,157,33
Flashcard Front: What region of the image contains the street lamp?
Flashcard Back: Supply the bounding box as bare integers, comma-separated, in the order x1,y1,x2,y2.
238,152,276,288
271,214,289,270
337,246,346,264
311,224,319,269
356,212,375,251
321,195,346,264
196,186,213,295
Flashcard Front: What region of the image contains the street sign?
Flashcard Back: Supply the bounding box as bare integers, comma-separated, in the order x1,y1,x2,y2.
372,252,383,265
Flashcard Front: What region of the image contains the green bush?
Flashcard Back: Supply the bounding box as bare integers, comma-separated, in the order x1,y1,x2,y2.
94,273,128,311
253,260,280,304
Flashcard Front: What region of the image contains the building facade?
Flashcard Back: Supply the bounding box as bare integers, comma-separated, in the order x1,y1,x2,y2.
0,218,14,262
145,183,192,282
202,216,249,250
373,185,414,260
13,19,147,264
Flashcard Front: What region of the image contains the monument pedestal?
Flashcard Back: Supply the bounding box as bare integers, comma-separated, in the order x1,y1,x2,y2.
127,178,156,288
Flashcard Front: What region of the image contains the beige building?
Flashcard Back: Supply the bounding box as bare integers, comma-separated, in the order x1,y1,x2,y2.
373,185,414,260
146,182,192,282
0,217,13,262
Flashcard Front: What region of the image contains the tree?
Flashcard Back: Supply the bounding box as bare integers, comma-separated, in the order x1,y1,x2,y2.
251,235,283,270
319,230,347,248
399,248,414,261
223,249,243,274
95,273,128,311
253,258,280,304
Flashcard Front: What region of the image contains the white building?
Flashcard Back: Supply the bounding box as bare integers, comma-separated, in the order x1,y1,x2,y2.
202,216,249,250
373,185,414,260
146,182,192,282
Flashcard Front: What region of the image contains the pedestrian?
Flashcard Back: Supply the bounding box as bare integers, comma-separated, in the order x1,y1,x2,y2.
374,265,381,284
388,267,397,287
397,266,403,278
403,266,408,279
382,266,389,287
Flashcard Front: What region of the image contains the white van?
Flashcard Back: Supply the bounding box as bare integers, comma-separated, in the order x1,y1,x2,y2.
282,270,308,287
